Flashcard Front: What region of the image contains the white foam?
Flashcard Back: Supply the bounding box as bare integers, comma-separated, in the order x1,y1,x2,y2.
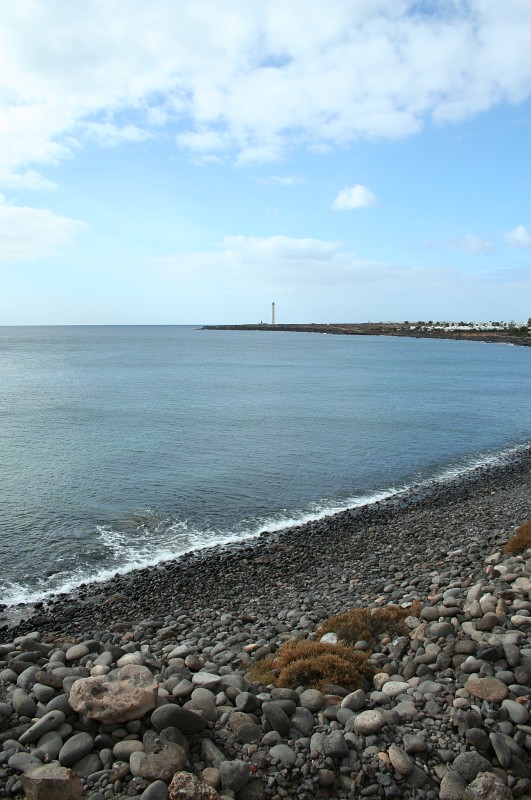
2,440,528,609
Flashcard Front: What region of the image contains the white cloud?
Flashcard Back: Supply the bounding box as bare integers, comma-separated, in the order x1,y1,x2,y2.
450,234,495,254
1,1,531,180
2,169,57,191
0,197,86,262
504,224,531,248
332,184,377,210
157,234,439,289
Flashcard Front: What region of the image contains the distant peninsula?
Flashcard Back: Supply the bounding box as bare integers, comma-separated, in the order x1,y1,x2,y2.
202,321,531,347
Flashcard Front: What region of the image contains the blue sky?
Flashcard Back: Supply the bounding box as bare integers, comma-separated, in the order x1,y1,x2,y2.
1,0,531,324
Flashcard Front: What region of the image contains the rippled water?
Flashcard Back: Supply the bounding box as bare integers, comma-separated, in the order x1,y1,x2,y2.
0,325,529,606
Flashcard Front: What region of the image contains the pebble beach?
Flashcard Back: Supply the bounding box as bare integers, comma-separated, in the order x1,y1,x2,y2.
0,446,530,800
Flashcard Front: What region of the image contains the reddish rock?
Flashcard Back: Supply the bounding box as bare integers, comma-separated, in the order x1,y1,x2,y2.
464,677,508,703
20,765,82,800
169,771,220,799
68,664,158,724
463,771,511,799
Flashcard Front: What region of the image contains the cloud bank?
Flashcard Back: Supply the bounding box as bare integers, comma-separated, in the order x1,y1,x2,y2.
0,197,85,262
2,1,531,184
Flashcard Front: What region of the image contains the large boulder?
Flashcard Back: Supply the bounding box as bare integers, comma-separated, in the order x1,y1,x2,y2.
68,664,158,724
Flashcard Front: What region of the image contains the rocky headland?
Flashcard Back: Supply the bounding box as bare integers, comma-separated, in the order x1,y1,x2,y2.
0,448,530,800
201,323,531,347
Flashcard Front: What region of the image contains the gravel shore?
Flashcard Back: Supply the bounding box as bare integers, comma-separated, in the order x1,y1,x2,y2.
0,447,530,799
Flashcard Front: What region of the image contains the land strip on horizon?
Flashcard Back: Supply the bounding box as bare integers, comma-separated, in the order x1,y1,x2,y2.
202,322,531,347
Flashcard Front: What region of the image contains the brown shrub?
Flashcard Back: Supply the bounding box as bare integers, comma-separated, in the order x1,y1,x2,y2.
504,520,531,555
248,638,376,692
318,601,421,646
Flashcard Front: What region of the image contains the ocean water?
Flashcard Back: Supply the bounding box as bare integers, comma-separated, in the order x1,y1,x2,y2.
0,325,530,608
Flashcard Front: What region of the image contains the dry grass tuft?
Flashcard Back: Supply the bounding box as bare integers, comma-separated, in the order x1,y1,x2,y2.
318,601,421,646
504,520,531,555
248,638,376,691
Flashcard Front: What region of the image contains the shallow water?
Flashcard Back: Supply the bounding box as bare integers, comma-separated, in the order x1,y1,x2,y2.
0,325,529,606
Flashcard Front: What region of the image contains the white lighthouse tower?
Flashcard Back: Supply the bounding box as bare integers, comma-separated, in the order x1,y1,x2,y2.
272,301,275,325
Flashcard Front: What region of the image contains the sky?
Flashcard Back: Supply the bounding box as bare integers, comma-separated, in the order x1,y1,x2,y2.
1,0,531,325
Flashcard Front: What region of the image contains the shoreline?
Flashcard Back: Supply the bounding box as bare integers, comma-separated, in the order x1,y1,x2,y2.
2,443,530,642
0,447,530,798
202,323,531,347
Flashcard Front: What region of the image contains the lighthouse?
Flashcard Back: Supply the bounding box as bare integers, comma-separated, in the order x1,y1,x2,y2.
272,302,275,325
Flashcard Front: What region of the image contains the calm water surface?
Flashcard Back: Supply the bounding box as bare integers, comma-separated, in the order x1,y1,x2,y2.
0,325,529,606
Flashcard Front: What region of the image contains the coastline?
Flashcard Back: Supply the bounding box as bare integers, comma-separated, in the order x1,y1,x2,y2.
0,447,530,799
202,323,531,347
2,443,529,642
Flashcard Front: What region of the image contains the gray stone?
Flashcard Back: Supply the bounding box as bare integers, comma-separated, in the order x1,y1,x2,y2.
323,730,348,758
112,739,145,760
269,744,297,766
32,683,56,704
388,745,414,776
19,710,66,744
235,692,260,713
130,750,147,777
8,752,43,773
299,689,324,711
151,703,207,734
58,732,94,768
12,688,37,717
489,733,511,768
440,771,468,800
236,722,262,744
310,731,325,757
201,739,227,769
71,752,102,778
353,709,385,734
219,760,250,792
65,645,90,662
262,702,291,736
141,780,169,800
402,734,426,753
139,743,188,784
35,732,63,760
191,672,222,689
452,752,492,783
501,698,528,724
291,707,315,737
392,700,417,720
340,689,366,711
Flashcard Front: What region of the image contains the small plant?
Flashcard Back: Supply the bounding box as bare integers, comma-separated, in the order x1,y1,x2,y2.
249,638,376,692
318,602,421,646
504,521,531,554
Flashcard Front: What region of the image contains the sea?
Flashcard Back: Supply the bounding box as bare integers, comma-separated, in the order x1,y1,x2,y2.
1,325,530,609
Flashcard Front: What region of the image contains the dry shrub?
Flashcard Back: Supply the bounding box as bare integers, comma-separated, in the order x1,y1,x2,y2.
504,520,531,555
318,601,421,646
249,638,376,692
